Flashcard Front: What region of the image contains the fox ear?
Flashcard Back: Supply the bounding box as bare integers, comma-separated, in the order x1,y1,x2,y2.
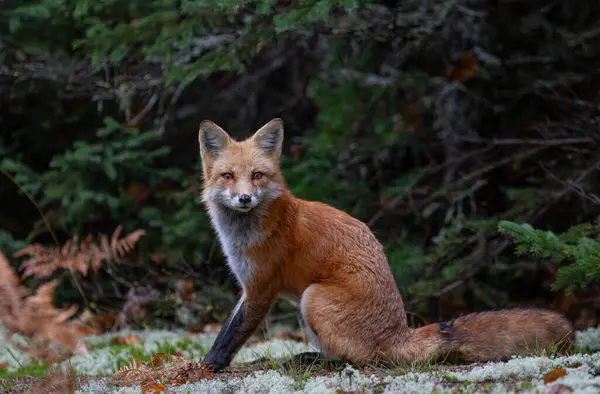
198,121,231,160
252,118,284,158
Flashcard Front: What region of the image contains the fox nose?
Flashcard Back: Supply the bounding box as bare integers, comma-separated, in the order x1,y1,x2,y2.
239,194,252,204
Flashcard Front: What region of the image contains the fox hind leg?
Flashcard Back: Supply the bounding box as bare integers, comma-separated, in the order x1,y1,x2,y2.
299,283,380,364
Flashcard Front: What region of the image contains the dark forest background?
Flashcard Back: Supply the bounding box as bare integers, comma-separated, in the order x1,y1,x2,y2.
1,0,600,333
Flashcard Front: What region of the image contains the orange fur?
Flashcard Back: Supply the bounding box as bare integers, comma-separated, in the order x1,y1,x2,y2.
197,119,574,371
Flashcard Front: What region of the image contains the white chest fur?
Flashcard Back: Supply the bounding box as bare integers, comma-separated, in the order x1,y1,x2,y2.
208,204,264,287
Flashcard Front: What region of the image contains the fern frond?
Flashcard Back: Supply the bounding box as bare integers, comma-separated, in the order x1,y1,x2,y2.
110,351,213,387
106,225,147,262
13,226,146,280
0,251,94,364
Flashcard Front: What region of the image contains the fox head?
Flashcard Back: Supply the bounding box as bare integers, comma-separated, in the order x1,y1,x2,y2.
198,119,285,213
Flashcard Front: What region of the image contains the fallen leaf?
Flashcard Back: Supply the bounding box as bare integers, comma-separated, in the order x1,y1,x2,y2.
446,52,480,82
141,380,168,394
111,333,142,345
0,361,8,369
544,367,567,384
92,311,119,330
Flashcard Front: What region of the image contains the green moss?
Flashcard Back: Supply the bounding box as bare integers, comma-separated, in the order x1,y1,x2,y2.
290,372,312,390
0,362,47,378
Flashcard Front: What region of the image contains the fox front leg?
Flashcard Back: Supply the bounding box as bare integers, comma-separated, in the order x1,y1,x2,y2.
201,294,274,372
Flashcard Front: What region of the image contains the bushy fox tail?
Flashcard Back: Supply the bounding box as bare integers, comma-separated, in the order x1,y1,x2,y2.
397,309,574,364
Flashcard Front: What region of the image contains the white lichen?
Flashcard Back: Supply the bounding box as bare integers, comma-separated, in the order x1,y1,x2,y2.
0,327,33,371
451,352,600,382
575,325,600,352
4,323,600,393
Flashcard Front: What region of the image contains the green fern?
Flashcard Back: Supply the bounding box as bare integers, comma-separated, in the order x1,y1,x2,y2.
498,219,600,292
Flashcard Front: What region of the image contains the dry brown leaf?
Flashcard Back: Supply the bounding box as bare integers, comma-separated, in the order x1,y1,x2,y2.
111,333,142,345
141,380,168,393
544,367,568,384
141,380,169,394
91,311,119,330
446,52,480,82
0,361,8,369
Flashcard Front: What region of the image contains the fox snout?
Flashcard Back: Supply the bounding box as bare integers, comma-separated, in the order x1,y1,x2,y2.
238,194,252,205
218,186,262,212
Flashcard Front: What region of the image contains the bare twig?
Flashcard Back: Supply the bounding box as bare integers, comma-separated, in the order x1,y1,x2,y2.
157,83,188,136
539,157,600,210
367,147,493,227
216,49,291,101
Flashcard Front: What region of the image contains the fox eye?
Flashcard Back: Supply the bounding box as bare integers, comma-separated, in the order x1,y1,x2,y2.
222,172,234,180
252,172,263,180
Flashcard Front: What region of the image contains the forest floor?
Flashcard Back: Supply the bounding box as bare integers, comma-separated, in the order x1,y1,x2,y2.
2,325,600,393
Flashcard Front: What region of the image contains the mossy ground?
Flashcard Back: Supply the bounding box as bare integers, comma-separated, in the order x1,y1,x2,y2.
1,325,600,393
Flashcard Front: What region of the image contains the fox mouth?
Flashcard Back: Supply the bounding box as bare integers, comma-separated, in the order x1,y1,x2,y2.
233,205,253,213
228,200,258,212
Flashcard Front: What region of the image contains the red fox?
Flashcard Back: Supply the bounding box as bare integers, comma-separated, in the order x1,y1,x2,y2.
197,119,574,372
